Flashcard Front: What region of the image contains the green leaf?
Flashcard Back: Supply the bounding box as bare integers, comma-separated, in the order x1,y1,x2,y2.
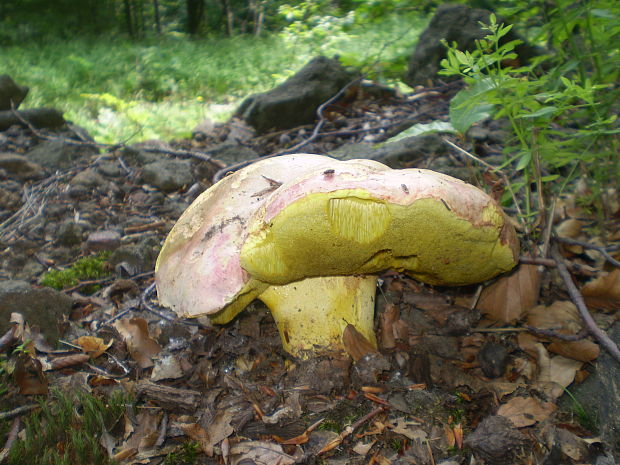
515,151,532,171
518,106,558,119
381,121,456,144
448,79,496,133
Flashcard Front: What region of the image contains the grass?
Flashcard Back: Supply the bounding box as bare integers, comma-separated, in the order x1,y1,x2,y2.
7,389,128,465
0,14,425,143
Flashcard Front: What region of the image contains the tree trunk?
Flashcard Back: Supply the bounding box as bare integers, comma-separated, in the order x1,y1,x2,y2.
186,0,205,35
153,0,161,34
123,0,134,37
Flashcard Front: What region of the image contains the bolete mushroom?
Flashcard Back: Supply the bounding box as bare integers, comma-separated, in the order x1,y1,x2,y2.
155,154,519,358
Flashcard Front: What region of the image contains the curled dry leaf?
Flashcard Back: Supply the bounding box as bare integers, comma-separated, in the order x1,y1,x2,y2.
343,324,377,361
73,336,113,358
476,264,540,324
581,268,620,311
556,218,585,254
547,339,599,363
14,353,48,395
45,353,90,370
497,396,556,428
113,318,161,369
179,422,213,457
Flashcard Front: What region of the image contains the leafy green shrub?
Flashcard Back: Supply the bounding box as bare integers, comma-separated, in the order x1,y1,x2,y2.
8,389,128,465
440,6,619,225
40,252,111,292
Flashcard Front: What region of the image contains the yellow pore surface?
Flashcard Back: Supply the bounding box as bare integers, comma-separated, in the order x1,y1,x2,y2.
241,190,517,286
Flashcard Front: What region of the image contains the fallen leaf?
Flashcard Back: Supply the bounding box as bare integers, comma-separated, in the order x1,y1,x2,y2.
387,417,425,441
581,269,620,311
547,339,600,362
497,396,556,427
14,353,48,395
205,408,234,452
476,264,540,324
113,318,161,368
150,355,184,381
229,440,295,465
556,219,585,254
536,345,582,400
352,440,375,455
343,324,377,361
73,336,113,358
527,301,582,334
179,422,213,457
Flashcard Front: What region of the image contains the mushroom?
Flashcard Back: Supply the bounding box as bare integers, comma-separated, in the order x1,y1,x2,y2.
155,154,519,358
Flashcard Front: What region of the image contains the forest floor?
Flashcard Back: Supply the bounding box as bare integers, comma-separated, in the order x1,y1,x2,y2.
0,79,619,465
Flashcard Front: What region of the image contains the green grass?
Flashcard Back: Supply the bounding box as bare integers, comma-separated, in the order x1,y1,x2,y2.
7,389,129,465
39,252,112,292
0,13,425,143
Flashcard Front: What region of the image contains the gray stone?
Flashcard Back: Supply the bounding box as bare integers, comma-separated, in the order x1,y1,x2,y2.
70,168,107,189
330,134,449,168
405,4,540,87
0,280,74,344
96,161,121,178
142,159,193,192
26,139,98,170
85,230,122,252
0,75,29,111
209,143,259,166
235,56,356,134
55,220,83,246
569,322,620,458
0,153,46,180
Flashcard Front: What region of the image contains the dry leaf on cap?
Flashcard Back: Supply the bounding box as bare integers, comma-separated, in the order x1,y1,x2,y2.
581,268,620,311
229,440,295,465
113,318,161,369
73,336,113,358
497,396,556,428
476,264,540,324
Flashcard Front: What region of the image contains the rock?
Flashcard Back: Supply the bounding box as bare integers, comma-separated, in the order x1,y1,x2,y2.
0,153,45,180
209,142,259,166
95,161,121,178
0,75,29,111
0,280,74,344
141,159,193,192
85,230,122,252
26,139,98,170
478,341,509,378
70,168,107,189
109,239,159,276
121,145,160,165
0,108,66,131
235,56,355,133
55,220,83,246
330,134,449,168
464,415,528,465
568,322,620,457
404,4,540,87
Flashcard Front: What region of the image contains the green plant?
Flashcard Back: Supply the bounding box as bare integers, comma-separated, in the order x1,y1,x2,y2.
563,388,598,433
40,252,111,292
8,389,128,465
163,441,200,465
440,7,619,227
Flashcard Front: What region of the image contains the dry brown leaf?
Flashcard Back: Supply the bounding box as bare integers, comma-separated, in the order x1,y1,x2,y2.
581,269,620,311
387,417,426,441
343,324,377,361
516,333,541,360
45,353,90,370
113,318,161,368
73,336,113,358
497,396,556,427
547,339,600,362
205,408,234,451
229,441,295,465
556,218,585,254
14,353,48,395
476,264,540,324
352,440,375,455
526,301,582,334
179,422,213,457
536,345,582,400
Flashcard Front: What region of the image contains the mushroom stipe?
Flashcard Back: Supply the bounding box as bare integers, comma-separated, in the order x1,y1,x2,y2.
155,154,519,358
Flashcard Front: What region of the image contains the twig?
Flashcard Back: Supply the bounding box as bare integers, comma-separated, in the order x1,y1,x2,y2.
0,417,20,463
551,245,620,364
555,236,620,268
0,404,39,421
519,255,597,276
442,138,526,230
212,77,364,183
318,406,385,455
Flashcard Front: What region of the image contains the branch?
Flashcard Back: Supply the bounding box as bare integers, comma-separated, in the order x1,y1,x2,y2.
551,246,620,364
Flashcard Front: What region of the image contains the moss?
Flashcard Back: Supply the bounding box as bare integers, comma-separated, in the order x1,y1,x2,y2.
7,389,129,465
40,252,112,293
163,441,200,465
